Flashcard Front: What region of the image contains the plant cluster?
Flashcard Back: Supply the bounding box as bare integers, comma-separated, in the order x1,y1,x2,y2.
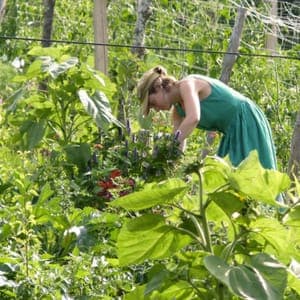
110,151,300,299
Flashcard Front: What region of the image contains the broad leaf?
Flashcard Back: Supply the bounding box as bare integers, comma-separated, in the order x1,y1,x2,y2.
117,214,192,266
110,179,187,211
283,205,300,227
229,151,290,205
202,155,231,193
203,256,230,287
249,217,291,259
288,271,300,296
158,280,195,300
20,119,46,149
248,253,287,296
204,254,287,300
64,143,91,172
78,89,123,130
37,182,54,205
209,190,245,217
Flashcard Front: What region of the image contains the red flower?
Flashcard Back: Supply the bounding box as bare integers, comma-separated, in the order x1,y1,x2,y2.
110,169,122,179
97,179,117,190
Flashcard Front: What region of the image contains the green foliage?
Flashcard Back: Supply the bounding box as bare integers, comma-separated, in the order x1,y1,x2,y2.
111,151,300,299
0,1,299,298
2,46,122,150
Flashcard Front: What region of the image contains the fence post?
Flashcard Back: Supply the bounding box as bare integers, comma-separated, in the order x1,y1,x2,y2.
93,0,108,74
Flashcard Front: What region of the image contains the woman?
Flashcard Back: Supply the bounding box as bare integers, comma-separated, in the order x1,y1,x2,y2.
137,65,278,170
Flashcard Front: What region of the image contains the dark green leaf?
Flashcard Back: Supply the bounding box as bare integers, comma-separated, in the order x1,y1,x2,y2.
64,143,91,172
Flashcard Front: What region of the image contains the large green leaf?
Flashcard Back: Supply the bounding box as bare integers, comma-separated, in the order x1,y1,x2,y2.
249,217,292,259
288,271,300,296
64,143,91,172
202,155,231,193
283,205,300,227
248,253,287,296
20,119,46,149
209,190,245,217
204,253,287,300
117,214,192,266
157,280,195,300
229,151,290,205
110,179,187,211
78,89,123,130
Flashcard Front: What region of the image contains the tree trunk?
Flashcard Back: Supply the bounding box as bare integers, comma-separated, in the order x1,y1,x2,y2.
132,0,152,57
93,0,108,74
42,0,55,47
288,111,300,178
0,0,6,23
203,7,246,158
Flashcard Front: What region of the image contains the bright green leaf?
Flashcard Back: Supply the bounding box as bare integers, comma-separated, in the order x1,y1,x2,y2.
249,217,291,259
283,205,300,227
229,151,290,205
117,214,192,266
110,179,187,211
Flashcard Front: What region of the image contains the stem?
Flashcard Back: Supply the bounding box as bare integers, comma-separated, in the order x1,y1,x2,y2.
190,215,207,249
197,169,213,253
172,226,205,250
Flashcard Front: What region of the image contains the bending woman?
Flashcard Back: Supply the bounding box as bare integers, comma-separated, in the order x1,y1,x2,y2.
137,65,278,169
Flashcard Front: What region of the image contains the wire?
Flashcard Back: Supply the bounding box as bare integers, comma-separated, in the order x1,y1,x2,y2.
0,35,299,61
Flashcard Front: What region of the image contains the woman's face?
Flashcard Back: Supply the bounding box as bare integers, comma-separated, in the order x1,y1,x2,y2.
148,88,170,112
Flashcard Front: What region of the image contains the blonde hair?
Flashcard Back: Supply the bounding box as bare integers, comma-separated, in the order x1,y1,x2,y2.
137,66,175,116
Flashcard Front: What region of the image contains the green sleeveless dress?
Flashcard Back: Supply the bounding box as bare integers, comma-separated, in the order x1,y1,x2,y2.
174,75,277,169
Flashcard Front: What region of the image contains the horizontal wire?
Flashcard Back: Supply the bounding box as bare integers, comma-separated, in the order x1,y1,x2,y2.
0,35,299,61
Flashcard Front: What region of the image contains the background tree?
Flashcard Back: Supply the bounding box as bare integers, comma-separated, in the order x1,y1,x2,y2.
42,0,55,47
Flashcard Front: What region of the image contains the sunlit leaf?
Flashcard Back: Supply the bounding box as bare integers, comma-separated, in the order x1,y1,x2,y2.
117,214,192,266
110,179,188,211
249,217,291,258
229,150,290,205
283,205,300,227
202,155,231,193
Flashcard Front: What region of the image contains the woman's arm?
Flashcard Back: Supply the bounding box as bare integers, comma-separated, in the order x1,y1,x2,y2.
175,79,201,151
172,108,186,151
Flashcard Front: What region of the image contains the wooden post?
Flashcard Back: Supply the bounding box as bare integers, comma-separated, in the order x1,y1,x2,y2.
93,0,108,74
266,0,277,55
288,111,300,178
203,7,246,158
220,7,247,84
0,0,6,23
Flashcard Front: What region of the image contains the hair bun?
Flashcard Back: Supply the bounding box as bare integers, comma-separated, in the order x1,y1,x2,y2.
153,66,167,76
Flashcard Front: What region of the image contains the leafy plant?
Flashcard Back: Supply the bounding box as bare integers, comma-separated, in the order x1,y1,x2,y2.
110,151,300,299
3,46,122,150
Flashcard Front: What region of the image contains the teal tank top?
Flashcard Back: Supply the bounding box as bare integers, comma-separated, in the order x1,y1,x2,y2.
174,74,249,134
